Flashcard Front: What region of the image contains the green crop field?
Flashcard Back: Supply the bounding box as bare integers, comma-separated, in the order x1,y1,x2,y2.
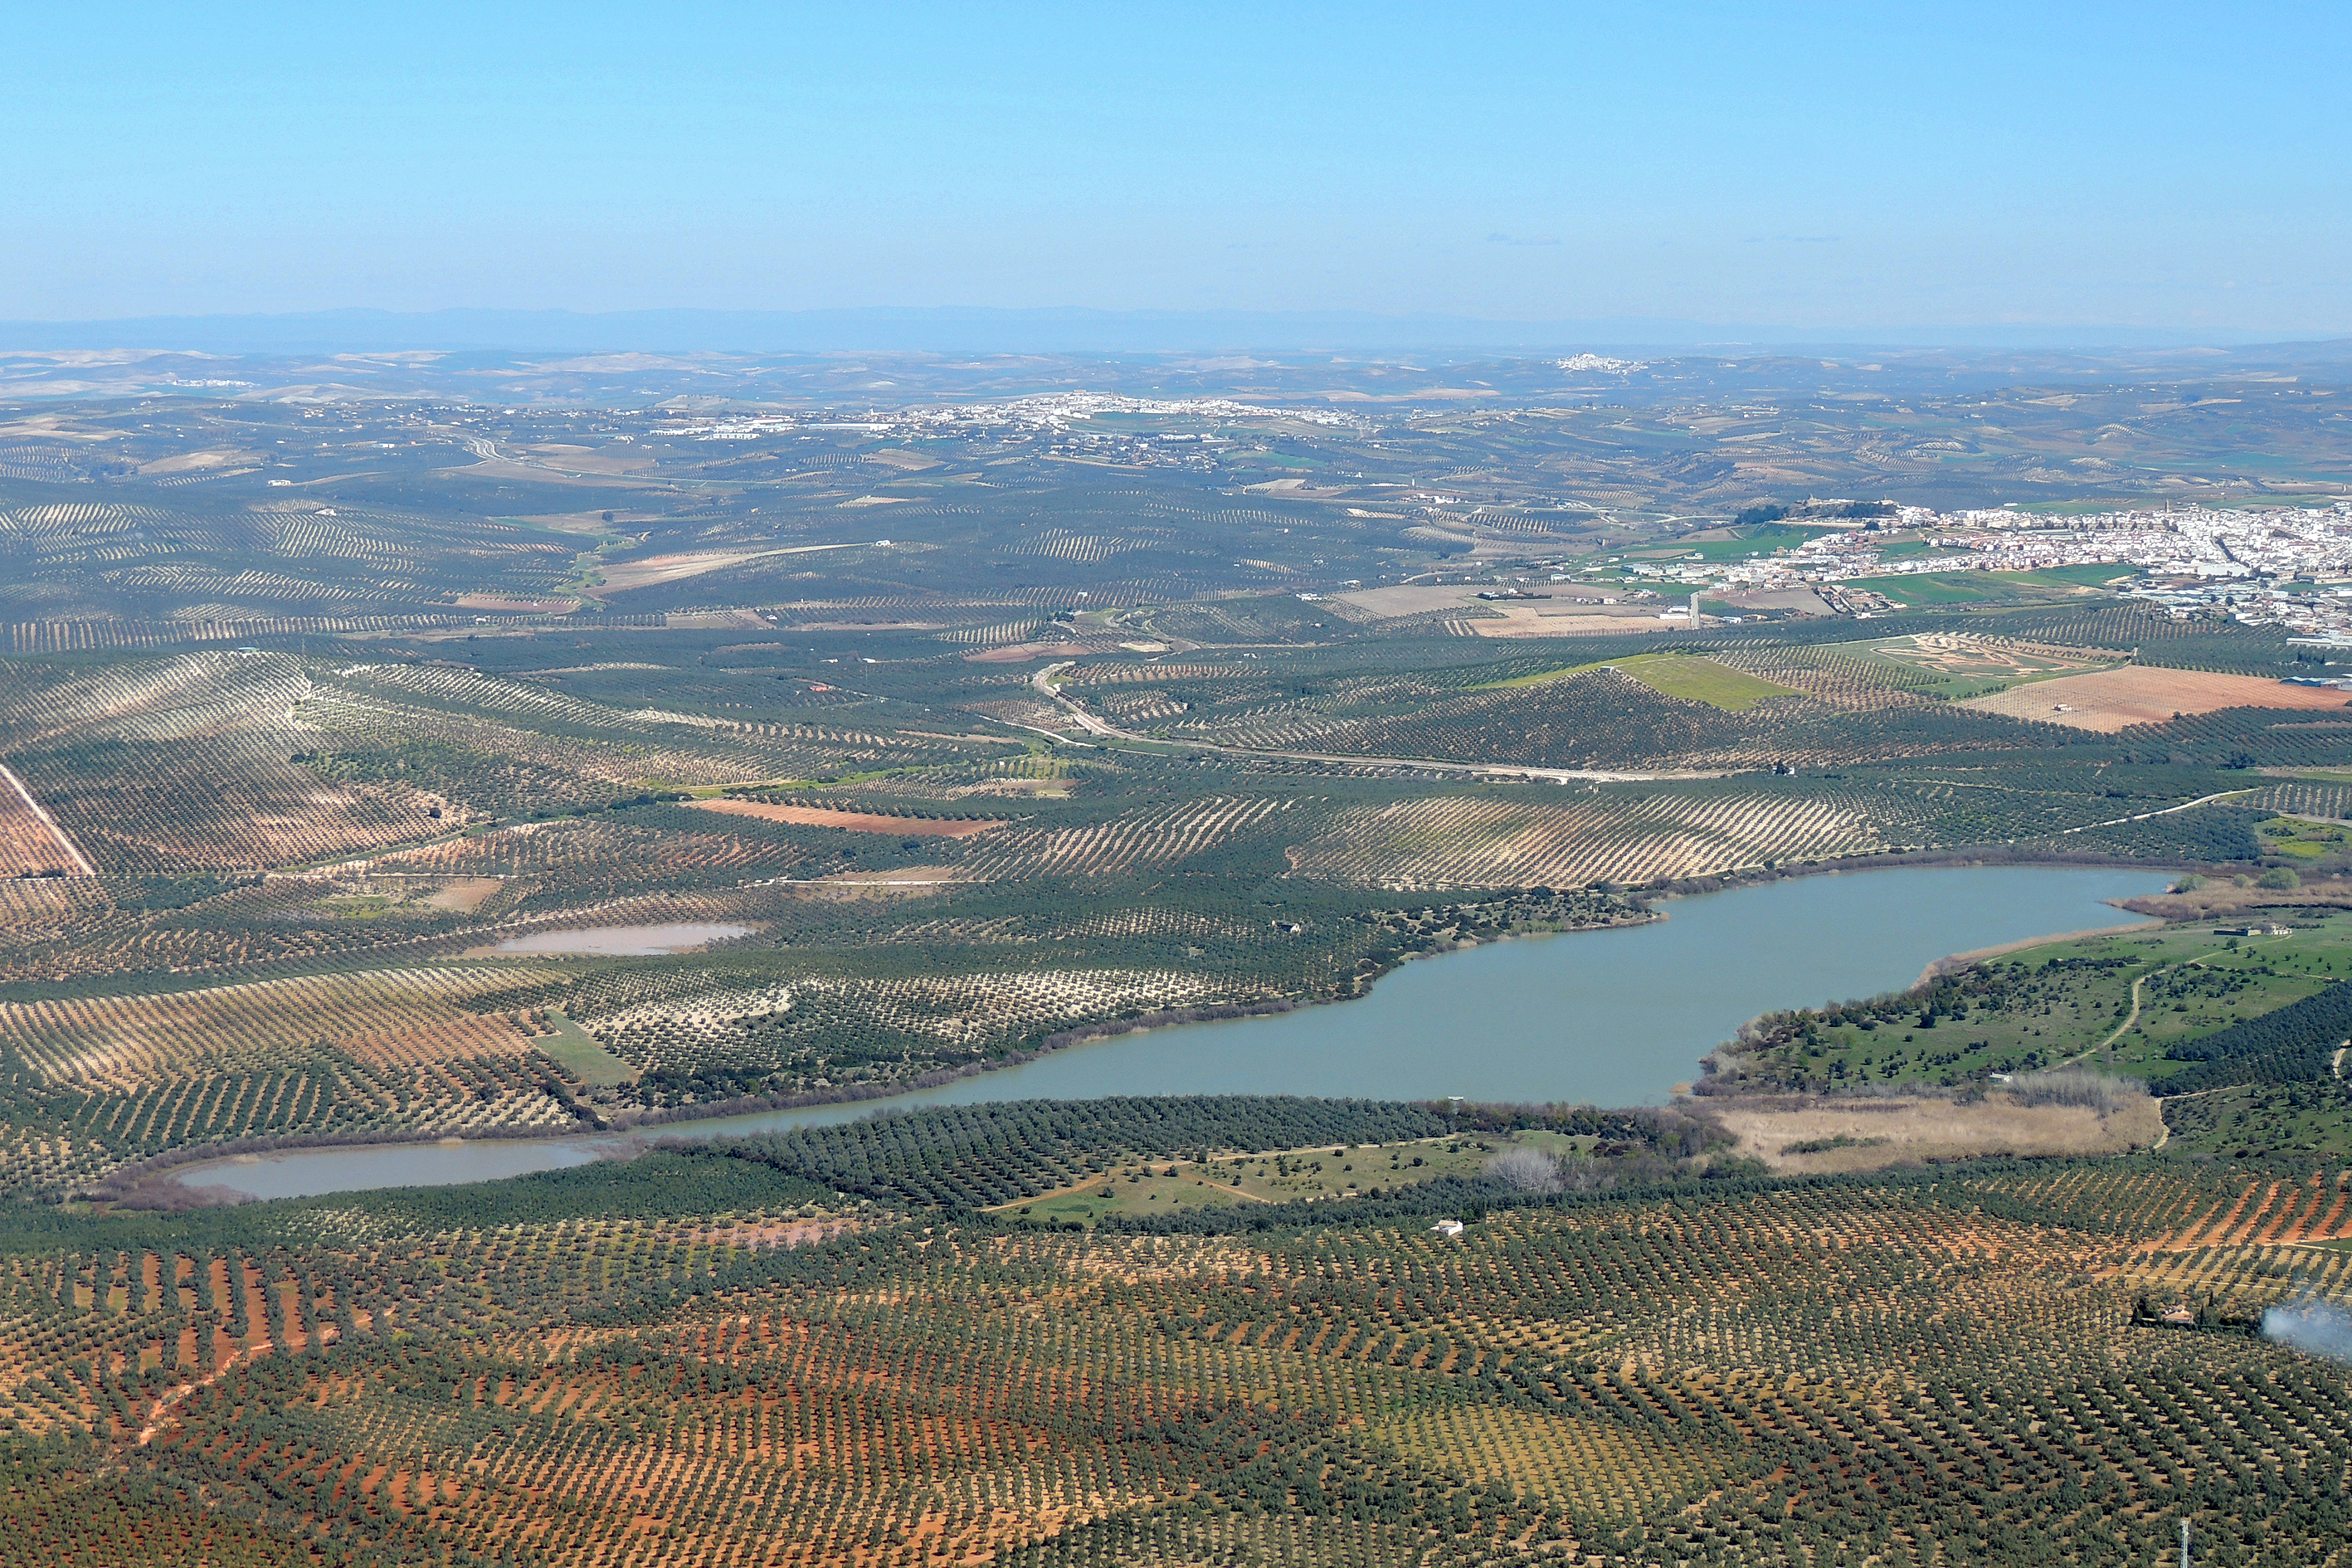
1609,652,1800,710
1843,571,2072,604
1480,652,1799,711
533,1009,640,1085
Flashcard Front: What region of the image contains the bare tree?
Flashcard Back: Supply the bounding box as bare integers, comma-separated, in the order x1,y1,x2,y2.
2012,1068,2149,1114
1486,1146,1565,1194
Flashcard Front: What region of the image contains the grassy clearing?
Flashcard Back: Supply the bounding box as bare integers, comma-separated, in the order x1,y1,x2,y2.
1709,1093,2159,1171
1621,655,1801,710
1840,572,2072,605
534,1010,639,1085
2160,1078,2352,1159
1736,913,2352,1092
996,1132,1578,1225
1478,652,1798,711
2259,816,2351,861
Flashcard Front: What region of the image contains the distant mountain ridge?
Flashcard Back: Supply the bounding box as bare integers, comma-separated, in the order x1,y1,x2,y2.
0,306,2330,356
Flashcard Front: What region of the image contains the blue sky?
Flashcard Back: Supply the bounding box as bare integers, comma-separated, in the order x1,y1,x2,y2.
8,2,2347,331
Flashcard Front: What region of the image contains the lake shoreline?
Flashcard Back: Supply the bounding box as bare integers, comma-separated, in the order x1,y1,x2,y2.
137,862,2178,1205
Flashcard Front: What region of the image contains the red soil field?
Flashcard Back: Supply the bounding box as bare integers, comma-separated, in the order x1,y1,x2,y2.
1960,665,2352,732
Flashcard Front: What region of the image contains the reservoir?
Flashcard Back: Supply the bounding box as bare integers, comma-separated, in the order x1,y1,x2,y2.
173,864,2169,1200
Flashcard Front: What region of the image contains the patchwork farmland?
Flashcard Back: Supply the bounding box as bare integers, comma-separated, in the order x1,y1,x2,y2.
1286,791,1885,889
2,1147,2350,1567
3,358,2352,1566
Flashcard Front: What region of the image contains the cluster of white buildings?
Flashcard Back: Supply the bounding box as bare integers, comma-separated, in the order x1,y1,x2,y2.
1553,354,1648,375
1926,504,2352,581
1703,502,2352,634
656,392,1371,446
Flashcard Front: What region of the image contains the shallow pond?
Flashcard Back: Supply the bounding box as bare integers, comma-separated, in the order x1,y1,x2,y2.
494,922,751,956
178,864,2169,1199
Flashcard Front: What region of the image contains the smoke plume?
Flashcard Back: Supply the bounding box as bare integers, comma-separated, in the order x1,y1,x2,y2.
2262,1298,2352,1363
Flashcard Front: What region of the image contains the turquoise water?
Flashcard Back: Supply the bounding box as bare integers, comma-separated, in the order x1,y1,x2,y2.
171,864,2168,1200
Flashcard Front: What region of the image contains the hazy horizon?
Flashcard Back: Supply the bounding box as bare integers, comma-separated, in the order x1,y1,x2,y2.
9,3,2347,335
6,304,2345,358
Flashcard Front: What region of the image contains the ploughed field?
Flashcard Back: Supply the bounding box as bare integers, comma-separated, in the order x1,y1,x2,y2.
1960,665,2352,732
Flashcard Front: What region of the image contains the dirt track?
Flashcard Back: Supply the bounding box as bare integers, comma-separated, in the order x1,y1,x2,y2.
0,761,96,876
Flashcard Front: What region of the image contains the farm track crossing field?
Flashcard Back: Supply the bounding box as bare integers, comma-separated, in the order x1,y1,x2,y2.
0,761,92,877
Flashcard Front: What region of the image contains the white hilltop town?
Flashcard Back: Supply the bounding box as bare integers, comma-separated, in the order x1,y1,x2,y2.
1553,353,1648,374
653,393,1375,475
660,392,1371,441
1679,501,2352,641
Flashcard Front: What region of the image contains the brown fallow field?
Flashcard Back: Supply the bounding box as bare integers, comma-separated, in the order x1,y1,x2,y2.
1705,1093,2163,1174
685,799,1006,837
964,640,1101,663
1959,665,2352,732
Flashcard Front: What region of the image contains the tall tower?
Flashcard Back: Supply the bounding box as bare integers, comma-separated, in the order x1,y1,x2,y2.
2180,1518,2191,1568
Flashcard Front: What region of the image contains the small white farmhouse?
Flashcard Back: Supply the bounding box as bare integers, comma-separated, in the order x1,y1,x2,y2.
1429,1219,1466,1239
